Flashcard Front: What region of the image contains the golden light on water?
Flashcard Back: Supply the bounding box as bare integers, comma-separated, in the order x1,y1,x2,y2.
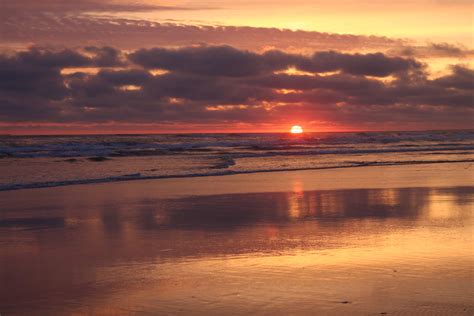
290,125,303,134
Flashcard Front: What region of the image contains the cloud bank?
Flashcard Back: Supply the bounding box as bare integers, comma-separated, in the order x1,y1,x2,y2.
0,45,472,131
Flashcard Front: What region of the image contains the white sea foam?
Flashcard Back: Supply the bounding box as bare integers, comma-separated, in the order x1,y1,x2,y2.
0,131,473,190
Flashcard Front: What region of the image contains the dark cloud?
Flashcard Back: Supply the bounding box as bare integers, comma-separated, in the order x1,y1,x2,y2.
389,43,474,59
0,47,125,99
0,46,472,129
130,46,422,77
430,43,466,56
304,51,424,77
14,48,91,68
84,47,126,67
129,46,275,77
0,51,69,99
433,65,474,90
247,73,384,92
1,46,124,69
97,69,152,86
146,72,276,104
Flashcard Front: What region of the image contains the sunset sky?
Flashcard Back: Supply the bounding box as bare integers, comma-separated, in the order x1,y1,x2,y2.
0,0,472,134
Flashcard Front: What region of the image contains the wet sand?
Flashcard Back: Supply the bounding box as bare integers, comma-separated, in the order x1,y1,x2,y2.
0,163,473,315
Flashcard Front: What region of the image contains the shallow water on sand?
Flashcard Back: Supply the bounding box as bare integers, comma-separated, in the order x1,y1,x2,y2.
1,130,473,190
0,171,473,314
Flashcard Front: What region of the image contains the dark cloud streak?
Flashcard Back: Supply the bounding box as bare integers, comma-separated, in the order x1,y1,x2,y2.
0,0,201,14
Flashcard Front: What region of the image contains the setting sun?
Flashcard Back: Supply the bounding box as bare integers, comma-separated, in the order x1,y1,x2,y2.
290,125,303,134
1,1,473,315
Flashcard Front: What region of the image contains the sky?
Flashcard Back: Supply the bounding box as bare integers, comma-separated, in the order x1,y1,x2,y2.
0,0,472,134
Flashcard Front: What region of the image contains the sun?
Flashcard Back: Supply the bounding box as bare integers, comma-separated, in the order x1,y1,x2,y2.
290,125,303,134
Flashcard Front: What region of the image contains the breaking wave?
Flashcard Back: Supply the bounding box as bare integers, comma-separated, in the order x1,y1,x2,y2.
1,130,473,191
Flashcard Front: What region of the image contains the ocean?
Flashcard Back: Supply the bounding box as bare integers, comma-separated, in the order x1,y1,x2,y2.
1,130,473,191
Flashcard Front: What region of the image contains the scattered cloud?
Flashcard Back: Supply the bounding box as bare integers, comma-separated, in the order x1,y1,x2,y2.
0,13,401,52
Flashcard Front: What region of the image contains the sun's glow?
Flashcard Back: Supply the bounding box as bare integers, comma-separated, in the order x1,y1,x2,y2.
290,125,303,134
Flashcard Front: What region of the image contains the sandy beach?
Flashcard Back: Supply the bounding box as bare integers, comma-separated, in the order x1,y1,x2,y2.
1,163,473,315
2,0,473,313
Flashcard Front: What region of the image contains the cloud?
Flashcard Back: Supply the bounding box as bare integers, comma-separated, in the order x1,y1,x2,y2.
0,13,401,52
97,69,152,86
130,46,273,77
84,46,126,67
2,10,472,65
1,1,472,70
433,65,474,90
130,46,423,77
302,51,424,77
389,43,473,59
429,43,467,56
0,0,198,13
14,48,92,68
0,46,472,130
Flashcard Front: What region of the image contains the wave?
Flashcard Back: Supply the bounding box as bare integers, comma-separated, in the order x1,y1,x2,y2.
210,155,236,169
1,142,473,159
1,159,472,192
1,130,473,158
230,145,474,159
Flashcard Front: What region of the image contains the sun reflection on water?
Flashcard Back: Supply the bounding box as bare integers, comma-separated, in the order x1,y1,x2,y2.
0,186,472,314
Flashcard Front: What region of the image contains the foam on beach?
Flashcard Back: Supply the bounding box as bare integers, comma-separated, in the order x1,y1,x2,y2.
0,130,473,190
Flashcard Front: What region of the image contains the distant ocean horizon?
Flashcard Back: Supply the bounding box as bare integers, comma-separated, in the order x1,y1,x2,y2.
2,128,473,137
1,130,473,191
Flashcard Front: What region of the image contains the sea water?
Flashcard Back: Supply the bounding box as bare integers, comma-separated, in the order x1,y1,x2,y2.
1,130,473,190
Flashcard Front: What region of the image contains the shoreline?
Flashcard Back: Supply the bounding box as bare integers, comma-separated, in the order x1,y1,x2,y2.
1,159,473,192
1,162,472,204
1,161,472,315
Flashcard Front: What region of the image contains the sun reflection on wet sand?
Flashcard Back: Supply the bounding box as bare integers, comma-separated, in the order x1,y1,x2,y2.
0,165,473,315
287,179,305,219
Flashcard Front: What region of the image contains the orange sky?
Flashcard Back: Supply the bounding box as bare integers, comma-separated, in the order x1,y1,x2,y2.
120,0,473,45
0,0,472,134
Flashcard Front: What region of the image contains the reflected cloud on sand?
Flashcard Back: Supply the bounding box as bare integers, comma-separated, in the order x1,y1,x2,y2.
127,186,469,231
0,185,472,315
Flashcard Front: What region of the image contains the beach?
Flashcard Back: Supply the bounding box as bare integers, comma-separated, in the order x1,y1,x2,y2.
2,0,473,313
0,162,473,315
0,0,474,316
